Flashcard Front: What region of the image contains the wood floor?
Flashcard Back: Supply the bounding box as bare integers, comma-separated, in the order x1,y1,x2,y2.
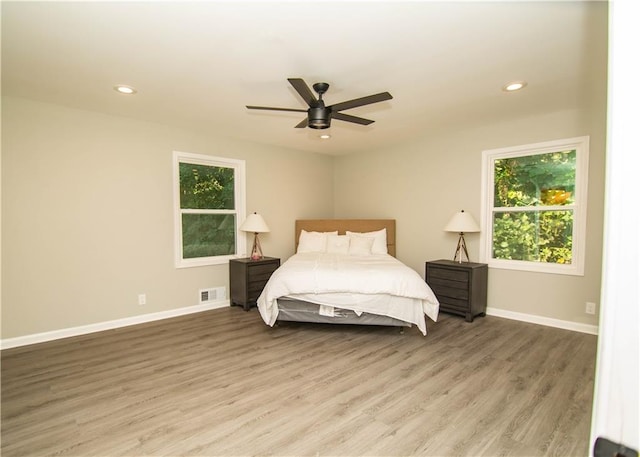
1,307,597,456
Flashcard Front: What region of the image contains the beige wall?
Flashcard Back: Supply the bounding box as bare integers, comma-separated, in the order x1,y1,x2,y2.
1,97,334,339
333,106,606,326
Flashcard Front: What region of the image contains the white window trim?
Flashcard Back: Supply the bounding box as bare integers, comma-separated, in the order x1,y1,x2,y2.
173,151,246,268
479,136,589,276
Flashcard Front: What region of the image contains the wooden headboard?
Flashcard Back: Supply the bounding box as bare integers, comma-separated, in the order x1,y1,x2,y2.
295,219,396,257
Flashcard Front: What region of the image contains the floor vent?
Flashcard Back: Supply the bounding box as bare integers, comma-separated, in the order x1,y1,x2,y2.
199,287,226,304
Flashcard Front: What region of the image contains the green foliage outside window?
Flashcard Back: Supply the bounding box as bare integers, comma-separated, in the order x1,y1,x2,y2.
492,150,576,264
181,214,236,258
179,163,235,210
179,163,236,258
493,211,573,264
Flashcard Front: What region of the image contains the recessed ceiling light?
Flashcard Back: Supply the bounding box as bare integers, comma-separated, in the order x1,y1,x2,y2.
319,134,331,140
114,85,137,95
502,81,527,92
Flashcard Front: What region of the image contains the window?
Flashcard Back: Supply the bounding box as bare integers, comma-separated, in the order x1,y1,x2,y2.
480,136,589,275
173,151,246,268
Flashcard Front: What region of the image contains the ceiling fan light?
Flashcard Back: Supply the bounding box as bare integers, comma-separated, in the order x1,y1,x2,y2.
309,120,330,129
308,107,331,129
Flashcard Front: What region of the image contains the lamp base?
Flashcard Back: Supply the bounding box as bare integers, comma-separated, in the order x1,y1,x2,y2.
250,232,264,260
452,232,471,263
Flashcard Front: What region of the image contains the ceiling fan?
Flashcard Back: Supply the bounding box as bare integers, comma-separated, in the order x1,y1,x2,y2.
246,78,393,130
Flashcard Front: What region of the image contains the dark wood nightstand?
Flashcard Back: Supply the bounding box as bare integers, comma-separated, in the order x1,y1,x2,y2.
426,259,488,322
229,257,280,311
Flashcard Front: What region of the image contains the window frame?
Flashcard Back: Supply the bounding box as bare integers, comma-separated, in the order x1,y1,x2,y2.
479,136,589,276
173,150,246,268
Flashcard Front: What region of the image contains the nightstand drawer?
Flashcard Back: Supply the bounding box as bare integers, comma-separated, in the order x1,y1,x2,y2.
428,275,470,292
428,267,469,283
438,297,471,310
248,279,269,293
248,264,279,280
430,284,469,301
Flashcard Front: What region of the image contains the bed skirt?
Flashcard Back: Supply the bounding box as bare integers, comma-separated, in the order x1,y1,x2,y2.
275,297,412,328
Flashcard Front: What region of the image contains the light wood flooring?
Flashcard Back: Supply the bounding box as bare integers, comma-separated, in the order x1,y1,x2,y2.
1,307,597,456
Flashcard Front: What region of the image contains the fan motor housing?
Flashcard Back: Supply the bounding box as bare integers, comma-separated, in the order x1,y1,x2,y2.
308,106,331,129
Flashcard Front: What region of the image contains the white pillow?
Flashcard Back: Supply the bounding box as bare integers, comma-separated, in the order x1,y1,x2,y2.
346,228,388,254
348,236,374,255
326,235,350,254
297,230,338,253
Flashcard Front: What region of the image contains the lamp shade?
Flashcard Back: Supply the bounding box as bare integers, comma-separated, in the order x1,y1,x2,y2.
239,212,270,233
444,210,480,233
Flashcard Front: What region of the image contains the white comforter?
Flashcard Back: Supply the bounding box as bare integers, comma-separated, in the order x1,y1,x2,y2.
256,252,440,335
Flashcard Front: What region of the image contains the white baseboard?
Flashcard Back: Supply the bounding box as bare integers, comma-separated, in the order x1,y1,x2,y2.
486,307,599,335
2,302,598,350
1,301,230,350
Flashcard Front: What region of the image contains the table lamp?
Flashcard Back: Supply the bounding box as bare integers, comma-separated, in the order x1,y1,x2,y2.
239,212,270,260
444,210,480,263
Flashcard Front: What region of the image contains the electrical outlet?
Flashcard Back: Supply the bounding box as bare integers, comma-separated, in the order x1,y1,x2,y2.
586,302,596,315
138,294,146,306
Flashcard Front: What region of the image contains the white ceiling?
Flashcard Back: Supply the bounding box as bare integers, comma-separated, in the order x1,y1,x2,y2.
1,1,606,156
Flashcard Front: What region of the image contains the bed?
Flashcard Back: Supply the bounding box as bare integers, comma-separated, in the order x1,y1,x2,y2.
256,219,440,335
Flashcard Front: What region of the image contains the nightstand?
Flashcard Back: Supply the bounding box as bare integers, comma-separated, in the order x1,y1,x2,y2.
229,257,280,311
426,259,488,322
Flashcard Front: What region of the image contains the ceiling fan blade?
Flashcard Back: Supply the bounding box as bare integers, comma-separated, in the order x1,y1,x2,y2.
246,105,307,113
328,92,393,112
332,112,374,126
288,78,318,107
295,118,309,128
